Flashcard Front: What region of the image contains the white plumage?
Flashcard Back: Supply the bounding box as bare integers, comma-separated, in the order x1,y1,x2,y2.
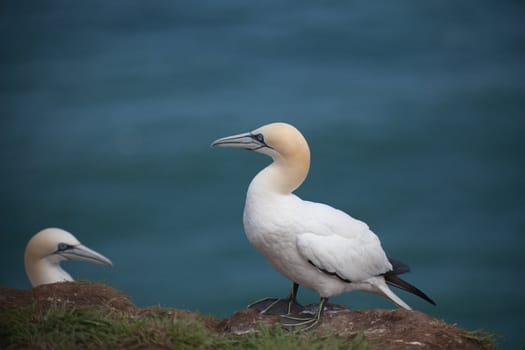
212,122,434,329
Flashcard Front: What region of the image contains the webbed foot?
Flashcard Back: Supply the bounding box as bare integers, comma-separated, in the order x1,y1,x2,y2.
281,312,322,331
248,297,304,315
280,297,327,332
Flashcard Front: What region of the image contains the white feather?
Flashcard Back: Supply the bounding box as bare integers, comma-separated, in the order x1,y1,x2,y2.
213,122,426,307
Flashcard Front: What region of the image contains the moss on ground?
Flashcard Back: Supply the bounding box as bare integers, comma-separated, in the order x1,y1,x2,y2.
0,304,370,350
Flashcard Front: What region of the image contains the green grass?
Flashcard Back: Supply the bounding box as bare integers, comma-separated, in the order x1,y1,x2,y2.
462,329,498,349
0,305,371,350
0,306,212,349
222,325,370,350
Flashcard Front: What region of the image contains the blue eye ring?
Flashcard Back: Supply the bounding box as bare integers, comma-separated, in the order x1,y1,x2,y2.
57,243,70,251
254,133,265,143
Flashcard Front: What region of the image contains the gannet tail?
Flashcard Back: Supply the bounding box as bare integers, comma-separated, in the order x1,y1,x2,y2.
373,278,412,310
384,273,437,306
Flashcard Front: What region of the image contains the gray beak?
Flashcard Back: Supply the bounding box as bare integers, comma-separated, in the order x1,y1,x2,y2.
59,244,113,267
211,132,267,151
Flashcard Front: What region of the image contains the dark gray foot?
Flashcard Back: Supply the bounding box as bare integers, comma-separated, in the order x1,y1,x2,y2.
302,302,347,315
280,312,322,331
280,297,328,331
248,297,305,315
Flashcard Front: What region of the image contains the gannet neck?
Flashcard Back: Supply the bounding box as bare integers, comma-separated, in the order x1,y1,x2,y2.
212,122,310,194
24,228,113,287
25,256,73,287
252,156,309,195
253,123,310,194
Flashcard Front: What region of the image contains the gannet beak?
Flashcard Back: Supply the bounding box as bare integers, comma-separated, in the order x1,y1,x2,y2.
58,244,113,267
211,132,269,151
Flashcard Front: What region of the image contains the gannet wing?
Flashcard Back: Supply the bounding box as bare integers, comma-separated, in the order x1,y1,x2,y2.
296,232,392,283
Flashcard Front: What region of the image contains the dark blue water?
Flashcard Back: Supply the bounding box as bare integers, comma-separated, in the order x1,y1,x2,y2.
1,1,524,348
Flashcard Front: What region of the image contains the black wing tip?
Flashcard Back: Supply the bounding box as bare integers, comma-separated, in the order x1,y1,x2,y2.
419,291,437,306
385,273,436,306
388,257,411,275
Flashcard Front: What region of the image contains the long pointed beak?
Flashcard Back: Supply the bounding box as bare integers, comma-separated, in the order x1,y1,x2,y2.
59,244,113,267
211,132,265,150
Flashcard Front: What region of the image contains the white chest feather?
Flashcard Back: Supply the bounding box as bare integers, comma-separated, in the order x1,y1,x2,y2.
242,176,392,297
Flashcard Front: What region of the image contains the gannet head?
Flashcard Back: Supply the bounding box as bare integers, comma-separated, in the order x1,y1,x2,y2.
212,122,311,193
24,228,113,287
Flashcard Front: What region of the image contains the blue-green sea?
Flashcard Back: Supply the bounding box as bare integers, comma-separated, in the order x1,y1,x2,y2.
1,1,524,348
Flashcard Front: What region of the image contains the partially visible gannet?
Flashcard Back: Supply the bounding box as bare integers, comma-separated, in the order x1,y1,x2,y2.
212,122,435,330
24,228,113,287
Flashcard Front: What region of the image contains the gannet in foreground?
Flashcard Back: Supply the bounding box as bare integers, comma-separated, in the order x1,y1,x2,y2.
212,122,435,330
24,228,113,287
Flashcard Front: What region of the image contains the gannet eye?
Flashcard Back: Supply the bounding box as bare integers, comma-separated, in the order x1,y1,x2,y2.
57,243,71,251
253,133,265,144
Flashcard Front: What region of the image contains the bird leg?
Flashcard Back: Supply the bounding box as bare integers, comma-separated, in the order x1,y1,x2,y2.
247,282,304,315
281,297,328,331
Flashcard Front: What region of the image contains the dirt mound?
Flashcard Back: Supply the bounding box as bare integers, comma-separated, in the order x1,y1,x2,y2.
220,307,489,350
0,282,492,349
0,281,135,313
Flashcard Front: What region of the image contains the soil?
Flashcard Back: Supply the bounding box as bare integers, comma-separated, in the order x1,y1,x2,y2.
0,282,491,350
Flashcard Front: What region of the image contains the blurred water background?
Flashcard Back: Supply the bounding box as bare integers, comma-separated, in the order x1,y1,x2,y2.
1,1,524,348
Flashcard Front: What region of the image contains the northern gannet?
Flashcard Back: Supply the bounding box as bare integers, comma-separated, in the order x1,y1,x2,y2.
24,228,113,287
212,122,435,330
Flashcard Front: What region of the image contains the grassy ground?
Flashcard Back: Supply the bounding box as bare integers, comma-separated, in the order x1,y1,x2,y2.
0,282,497,349
0,304,370,350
